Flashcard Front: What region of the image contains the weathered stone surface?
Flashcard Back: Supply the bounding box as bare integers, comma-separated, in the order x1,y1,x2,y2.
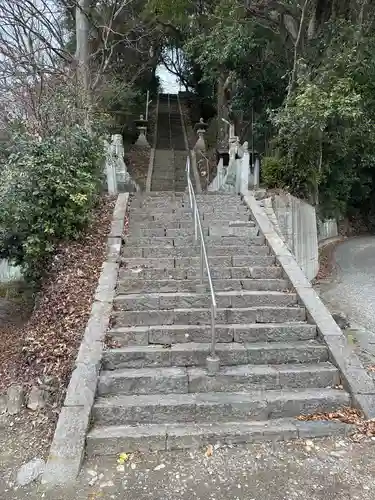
98,367,188,396
245,342,328,365
75,338,102,370
102,345,172,370
112,193,129,222
295,420,353,438
110,218,124,238
232,255,275,267
113,309,175,327
27,386,46,411
123,257,175,269
188,365,279,393
17,458,45,486
114,293,160,311
106,237,122,262
64,363,98,407
332,311,350,330
84,300,112,344
233,323,316,343
275,363,339,389
0,395,7,414
43,406,91,485
95,262,119,303
86,424,167,456
107,327,149,346
166,420,298,450
353,394,375,419
267,389,349,419
93,393,197,426
6,385,24,415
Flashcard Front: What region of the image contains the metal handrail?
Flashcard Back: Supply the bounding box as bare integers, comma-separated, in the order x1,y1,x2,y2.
186,156,220,375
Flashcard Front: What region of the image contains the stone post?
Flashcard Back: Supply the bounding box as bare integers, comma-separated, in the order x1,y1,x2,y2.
238,141,250,193
104,138,118,195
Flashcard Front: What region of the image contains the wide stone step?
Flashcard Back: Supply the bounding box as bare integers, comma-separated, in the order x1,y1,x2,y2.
98,362,339,396
187,363,339,393
112,306,305,327
120,255,276,269
102,341,327,370
128,207,251,218
92,388,349,426
86,418,352,456
116,278,290,294
118,266,284,280
127,218,254,229
121,245,270,258
128,211,252,222
113,291,297,311
107,323,317,346
123,235,266,247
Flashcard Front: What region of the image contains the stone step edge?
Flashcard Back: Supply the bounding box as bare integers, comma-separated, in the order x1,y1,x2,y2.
86,418,354,456
114,291,296,300
100,362,338,379
108,322,314,334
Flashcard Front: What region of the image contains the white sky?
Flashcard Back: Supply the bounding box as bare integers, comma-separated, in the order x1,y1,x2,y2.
156,64,181,93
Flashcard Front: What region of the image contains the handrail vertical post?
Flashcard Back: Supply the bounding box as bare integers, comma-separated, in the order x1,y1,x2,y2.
194,204,198,243
186,153,219,375
200,240,204,284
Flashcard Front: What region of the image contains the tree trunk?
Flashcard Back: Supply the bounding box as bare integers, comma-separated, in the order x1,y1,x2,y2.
76,0,91,128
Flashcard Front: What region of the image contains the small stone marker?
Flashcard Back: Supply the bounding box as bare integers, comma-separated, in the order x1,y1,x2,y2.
27,386,46,411
16,458,45,486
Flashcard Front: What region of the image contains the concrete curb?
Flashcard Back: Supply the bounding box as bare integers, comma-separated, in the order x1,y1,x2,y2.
42,193,129,486
242,190,375,420
146,94,159,192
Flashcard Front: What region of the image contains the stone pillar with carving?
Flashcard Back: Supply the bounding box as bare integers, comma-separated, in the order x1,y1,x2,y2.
239,141,250,193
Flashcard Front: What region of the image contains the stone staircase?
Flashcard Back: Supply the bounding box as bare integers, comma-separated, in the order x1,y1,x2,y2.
151,94,188,192
86,192,350,456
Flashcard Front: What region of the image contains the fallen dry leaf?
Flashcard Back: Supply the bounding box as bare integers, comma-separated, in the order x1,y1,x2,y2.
205,444,213,457
0,196,116,396
297,406,375,437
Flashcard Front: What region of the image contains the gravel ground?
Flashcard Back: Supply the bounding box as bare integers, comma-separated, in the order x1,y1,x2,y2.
4,436,375,499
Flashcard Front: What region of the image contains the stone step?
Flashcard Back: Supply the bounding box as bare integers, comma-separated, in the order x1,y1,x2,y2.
127,218,254,229
112,306,306,327
113,291,297,311
128,207,250,217
102,341,326,370
106,323,317,346
127,227,209,238
92,388,349,426
120,255,275,269
116,278,290,294
187,363,339,393
118,266,284,280
98,362,339,396
123,235,266,247
128,210,251,221
121,245,270,258
86,418,352,456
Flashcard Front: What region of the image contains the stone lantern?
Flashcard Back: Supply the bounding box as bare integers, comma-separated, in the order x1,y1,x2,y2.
135,114,150,148
194,117,208,152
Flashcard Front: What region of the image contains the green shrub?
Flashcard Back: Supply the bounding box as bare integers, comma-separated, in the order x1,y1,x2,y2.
262,156,287,188
0,127,104,282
